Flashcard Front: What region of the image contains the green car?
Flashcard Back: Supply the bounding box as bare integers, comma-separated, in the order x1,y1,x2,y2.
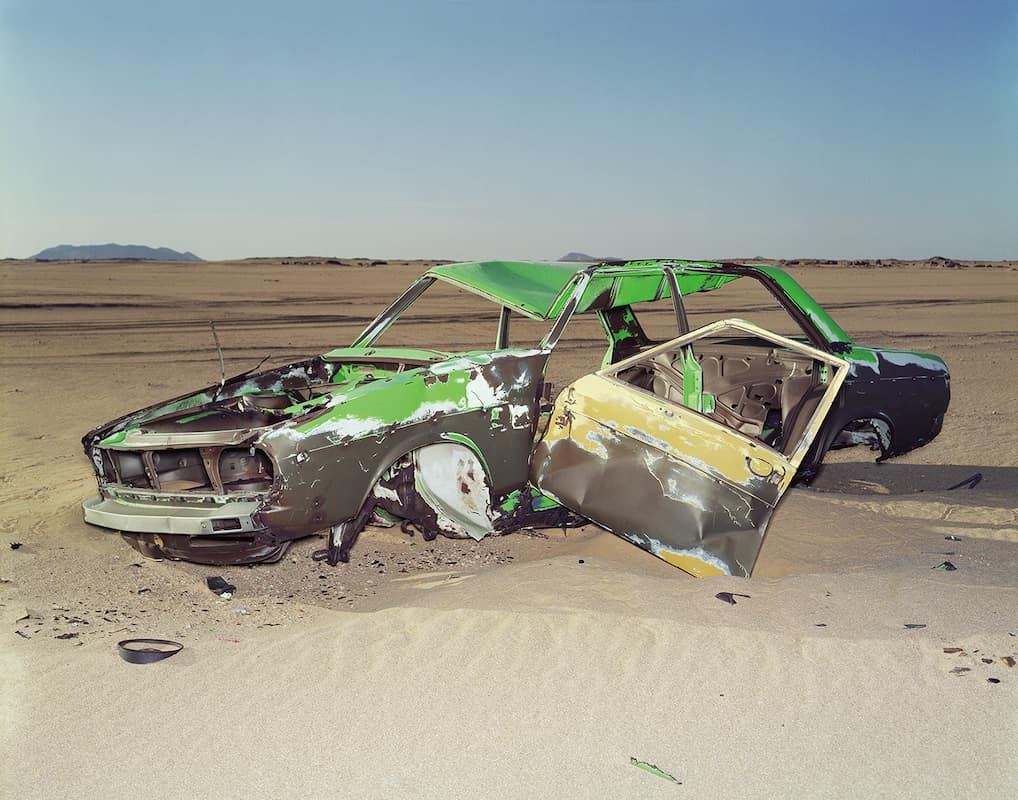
82,259,949,577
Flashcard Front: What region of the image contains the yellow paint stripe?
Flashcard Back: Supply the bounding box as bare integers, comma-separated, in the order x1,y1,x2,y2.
658,549,726,577
560,373,795,498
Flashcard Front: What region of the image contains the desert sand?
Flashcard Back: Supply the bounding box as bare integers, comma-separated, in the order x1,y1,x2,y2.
1,258,1016,798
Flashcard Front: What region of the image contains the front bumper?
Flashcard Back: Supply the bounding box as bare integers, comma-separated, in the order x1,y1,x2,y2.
82,494,296,564
83,495,263,536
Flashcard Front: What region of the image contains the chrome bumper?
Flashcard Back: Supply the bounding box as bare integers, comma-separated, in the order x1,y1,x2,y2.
82,495,263,536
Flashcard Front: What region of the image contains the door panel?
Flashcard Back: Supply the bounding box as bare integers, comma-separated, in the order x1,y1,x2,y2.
531,319,848,577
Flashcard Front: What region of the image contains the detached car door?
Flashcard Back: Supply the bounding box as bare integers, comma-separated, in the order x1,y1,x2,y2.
531,319,848,578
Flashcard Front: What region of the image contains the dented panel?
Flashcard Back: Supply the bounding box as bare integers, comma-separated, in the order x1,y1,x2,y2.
532,320,848,577
82,347,552,563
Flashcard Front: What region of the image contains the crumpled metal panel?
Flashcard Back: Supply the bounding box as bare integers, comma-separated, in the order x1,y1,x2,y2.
413,443,495,540
531,375,786,577
82,348,551,564
532,319,849,578
532,433,772,577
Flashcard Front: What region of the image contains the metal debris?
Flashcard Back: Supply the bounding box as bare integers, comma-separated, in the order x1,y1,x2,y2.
117,638,183,664
206,576,236,598
715,592,751,605
945,473,982,490
630,757,681,785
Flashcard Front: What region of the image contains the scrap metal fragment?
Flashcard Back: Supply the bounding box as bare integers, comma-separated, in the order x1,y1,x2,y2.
945,473,982,490
118,638,183,664
206,576,236,597
715,591,750,605
629,757,681,785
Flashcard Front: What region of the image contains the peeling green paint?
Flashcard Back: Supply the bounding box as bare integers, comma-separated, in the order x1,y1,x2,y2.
498,486,563,514
498,491,522,513
98,429,131,446
295,360,495,439
608,307,641,344
529,487,561,511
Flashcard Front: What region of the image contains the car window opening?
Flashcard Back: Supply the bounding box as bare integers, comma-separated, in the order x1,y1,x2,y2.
611,330,827,457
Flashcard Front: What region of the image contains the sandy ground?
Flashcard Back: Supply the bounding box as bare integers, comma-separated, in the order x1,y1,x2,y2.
1,258,1016,798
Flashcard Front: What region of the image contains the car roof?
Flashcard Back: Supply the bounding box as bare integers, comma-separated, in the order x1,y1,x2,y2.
425,259,746,320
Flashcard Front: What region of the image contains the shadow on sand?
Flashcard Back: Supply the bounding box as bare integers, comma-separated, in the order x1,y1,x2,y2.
805,462,1018,505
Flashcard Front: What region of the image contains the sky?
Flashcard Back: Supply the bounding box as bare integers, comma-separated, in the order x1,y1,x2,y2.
1,0,1015,261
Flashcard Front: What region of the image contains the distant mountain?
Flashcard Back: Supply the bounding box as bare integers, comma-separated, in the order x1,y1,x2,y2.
558,251,624,262
31,243,203,261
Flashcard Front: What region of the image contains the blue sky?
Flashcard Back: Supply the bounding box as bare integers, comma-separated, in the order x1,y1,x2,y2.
1,0,1015,260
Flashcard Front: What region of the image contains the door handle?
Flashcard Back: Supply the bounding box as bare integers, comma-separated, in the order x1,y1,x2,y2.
746,456,780,479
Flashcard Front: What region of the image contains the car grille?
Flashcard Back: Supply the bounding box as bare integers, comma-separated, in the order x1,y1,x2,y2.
99,447,273,494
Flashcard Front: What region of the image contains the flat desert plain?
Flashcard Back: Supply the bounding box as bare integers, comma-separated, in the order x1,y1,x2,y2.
1,258,1017,798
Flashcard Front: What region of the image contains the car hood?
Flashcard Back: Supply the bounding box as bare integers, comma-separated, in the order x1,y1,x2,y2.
82,347,543,452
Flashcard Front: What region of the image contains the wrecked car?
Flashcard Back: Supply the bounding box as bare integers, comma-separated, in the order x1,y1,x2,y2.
82,259,950,577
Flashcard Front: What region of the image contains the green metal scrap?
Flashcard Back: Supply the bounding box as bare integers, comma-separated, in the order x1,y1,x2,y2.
630,757,682,784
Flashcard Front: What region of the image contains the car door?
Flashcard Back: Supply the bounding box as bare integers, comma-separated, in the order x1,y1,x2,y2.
530,318,848,578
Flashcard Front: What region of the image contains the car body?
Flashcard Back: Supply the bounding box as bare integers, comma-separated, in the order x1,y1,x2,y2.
81,259,949,577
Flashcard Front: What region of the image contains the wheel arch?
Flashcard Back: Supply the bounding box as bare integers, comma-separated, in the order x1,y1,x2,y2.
342,429,497,526
800,408,897,480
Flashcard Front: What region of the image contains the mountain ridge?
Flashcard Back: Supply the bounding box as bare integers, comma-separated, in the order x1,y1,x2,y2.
558,251,624,262
32,243,203,261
